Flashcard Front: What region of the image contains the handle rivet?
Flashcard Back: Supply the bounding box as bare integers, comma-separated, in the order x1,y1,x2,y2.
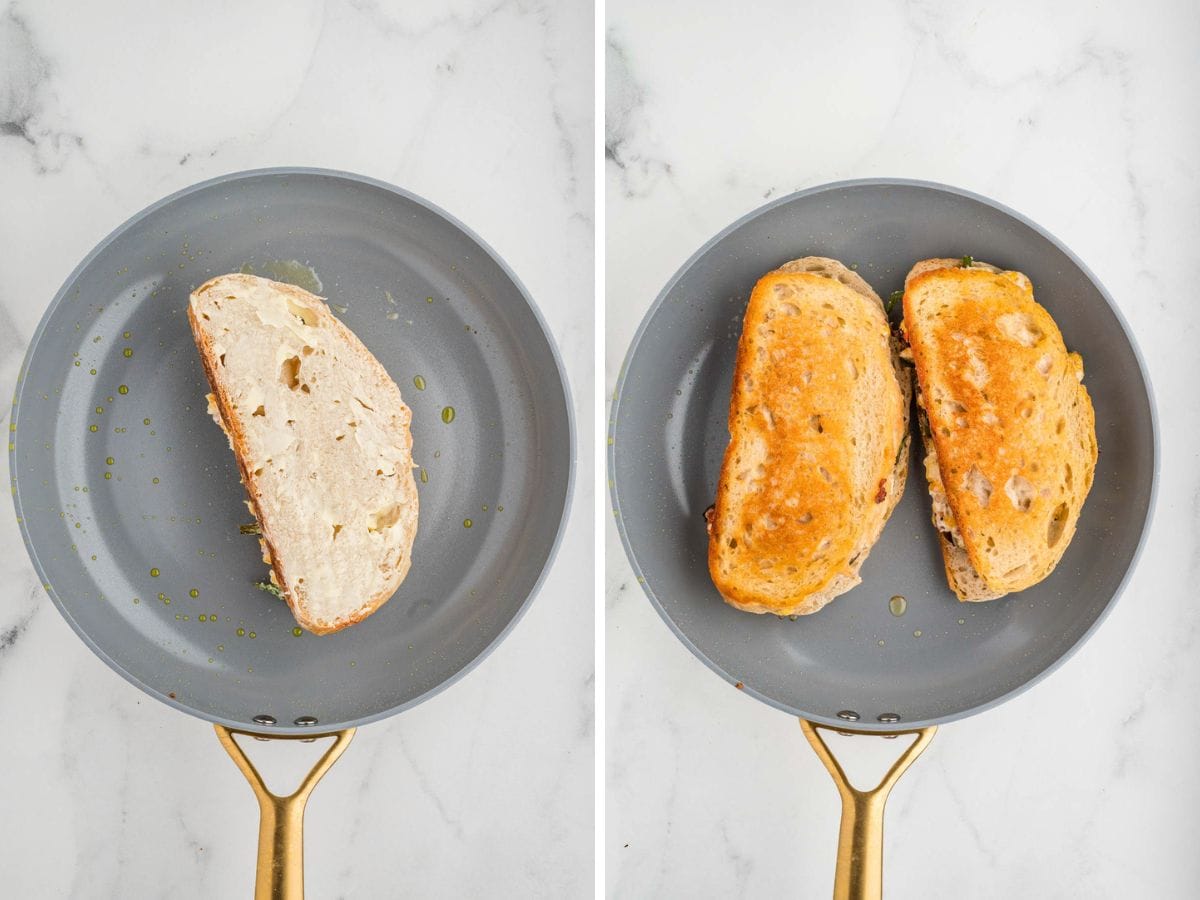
877,713,901,724
294,715,319,727
836,709,860,721
253,714,277,726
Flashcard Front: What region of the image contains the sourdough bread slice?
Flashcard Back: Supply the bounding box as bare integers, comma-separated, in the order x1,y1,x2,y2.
707,257,910,616
189,273,418,634
901,258,1096,600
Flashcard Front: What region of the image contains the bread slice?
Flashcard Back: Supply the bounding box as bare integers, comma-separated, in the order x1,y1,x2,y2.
707,257,910,616
901,258,1097,601
188,273,418,634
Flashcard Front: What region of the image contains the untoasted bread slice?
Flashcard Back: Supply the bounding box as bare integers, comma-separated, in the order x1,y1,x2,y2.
901,258,1096,600
189,274,418,634
707,257,910,616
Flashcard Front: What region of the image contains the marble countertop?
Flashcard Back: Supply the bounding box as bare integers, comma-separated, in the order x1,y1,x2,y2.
0,1,592,897
606,1,1199,897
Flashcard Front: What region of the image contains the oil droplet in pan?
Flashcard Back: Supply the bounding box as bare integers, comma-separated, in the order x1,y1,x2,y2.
888,595,907,617
118,385,129,395
419,469,428,484
413,375,426,391
463,519,473,528
441,407,455,424
292,627,302,637
150,568,160,577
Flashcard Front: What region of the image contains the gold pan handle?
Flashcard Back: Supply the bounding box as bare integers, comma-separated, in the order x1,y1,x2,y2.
800,720,936,900
215,724,355,900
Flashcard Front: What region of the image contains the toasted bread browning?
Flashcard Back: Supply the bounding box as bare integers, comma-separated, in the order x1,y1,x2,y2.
189,274,419,634
902,260,1096,599
708,258,909,616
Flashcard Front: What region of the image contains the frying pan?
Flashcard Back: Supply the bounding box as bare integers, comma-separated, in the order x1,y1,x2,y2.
10,168,574,898
609,178,1156,898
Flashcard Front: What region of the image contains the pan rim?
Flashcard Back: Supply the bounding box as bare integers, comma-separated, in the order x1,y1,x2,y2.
608,176,1159,731
11,166,576,735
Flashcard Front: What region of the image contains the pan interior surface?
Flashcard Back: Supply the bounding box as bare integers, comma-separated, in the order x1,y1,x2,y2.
610,180,1154,730
12,170,572,733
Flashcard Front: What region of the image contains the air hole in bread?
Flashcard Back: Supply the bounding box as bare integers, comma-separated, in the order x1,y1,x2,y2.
964,466,992,507
1064,463,1073,489
1056,417,1066,434
798,512,813,524
947,400,967,414
253,467,263,476
846,359,859,380
201,312,210,321
728,538,738,549
280,356,301,389
816,537,832,554
802,371,813,385
761,406,775,430
301,345,315,356
817,467,833,483
809,415,823,434
335,434,345,441
286,298,319,327
1022,407,1033,419
836,316,846,328
300,383,311,394
964,349,989,389
780,302,801,316
996,312,1044,347
367,503,403,533
1005,474,1034,512
1036,354,1053,377
218,353,226,366
332,524,343,539
286,419,295,427
252,405,265,417
821,302,834,310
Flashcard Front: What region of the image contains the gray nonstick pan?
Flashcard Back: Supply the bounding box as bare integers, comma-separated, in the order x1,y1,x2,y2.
10,168,574,899
609,178,1155,899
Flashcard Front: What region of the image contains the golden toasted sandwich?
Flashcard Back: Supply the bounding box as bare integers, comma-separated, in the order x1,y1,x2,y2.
900,258,1097,600
707,257,910,616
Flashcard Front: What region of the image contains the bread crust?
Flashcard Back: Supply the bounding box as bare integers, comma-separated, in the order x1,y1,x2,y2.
189,274,417,634
902,260,1097,599
708,257,910,615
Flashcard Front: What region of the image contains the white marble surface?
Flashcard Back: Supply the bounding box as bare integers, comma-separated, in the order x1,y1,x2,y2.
607,1,1199,897
0,1,592,897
